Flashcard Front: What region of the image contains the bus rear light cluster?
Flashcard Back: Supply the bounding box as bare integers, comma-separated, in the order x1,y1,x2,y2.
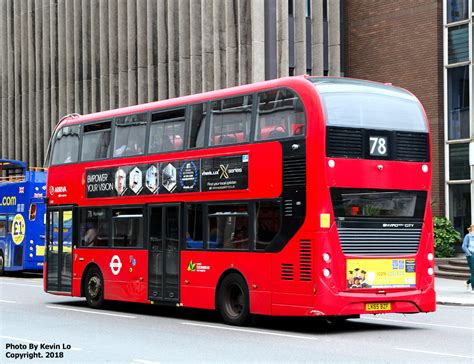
323,268,331,278
427,268,434,276
322,253,331,263
328,160,335,168
427,253,434,261
422,165,429,173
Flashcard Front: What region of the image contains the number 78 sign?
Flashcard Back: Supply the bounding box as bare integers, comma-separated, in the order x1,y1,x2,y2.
369,136,388,157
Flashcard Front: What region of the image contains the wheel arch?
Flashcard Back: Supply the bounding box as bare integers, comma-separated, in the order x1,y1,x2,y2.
80,262,103,297
214,268,249,311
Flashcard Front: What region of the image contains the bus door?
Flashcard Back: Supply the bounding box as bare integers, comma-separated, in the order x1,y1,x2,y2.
148,204,180,303
46,206,74,293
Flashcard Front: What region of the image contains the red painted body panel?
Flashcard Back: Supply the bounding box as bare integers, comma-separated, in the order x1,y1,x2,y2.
45,76,436,318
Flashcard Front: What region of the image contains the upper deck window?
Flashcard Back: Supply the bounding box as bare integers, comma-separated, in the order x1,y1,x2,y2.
210,95,253,146
113,113,147,157
81,120,112,161
256,88,306,140
50,125,80,165
312,78,427,132
149,108,185,154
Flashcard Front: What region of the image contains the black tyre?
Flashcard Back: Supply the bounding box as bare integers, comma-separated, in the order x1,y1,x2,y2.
84,266,104,309
0,252,4,276
217,273,250,326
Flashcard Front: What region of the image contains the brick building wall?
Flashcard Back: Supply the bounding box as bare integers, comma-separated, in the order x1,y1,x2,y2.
345,0,444,216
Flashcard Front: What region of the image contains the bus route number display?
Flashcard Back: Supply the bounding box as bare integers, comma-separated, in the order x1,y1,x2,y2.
369,136,388,157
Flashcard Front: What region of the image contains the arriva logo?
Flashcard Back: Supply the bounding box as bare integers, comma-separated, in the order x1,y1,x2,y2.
1,196,17,206
49,186,67,196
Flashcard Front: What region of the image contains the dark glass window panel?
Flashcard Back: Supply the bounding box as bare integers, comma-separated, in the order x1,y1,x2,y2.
448,66,470,140
113,113,147,157
449,143,470,180
149,109,185,153
256,88,306,140
51,125,80,165
448,25,469,64
208,204,249,250
447,0,468,23
186,205,203,249
81,121,112,161
0,215,6,237
449,183,471,237
256,202,281,251
79,208,109,247
313,78,427,132
189,103,207,148
112,208,144,248
210,95,253,146
330,188,427,219
149,207,162,242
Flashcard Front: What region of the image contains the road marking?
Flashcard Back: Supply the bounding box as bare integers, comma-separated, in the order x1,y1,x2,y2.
397,348,474,359
0,336,82,351
0,299,16,303
182,322,320,341
0,281,42,288
361,317,473,330
46,305,136,319
133,359,161,364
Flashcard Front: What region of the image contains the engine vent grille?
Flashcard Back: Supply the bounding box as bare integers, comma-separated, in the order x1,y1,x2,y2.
337,221,422,256
395,132,429,162
299,240,312,281
326,127,363,158
281,264,294,281
282,157,306,187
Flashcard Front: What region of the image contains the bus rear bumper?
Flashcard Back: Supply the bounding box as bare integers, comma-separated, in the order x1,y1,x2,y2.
314,285,436,316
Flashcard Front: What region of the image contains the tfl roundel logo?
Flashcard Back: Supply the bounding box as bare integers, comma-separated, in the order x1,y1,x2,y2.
49,186,55,195
109,255,122,275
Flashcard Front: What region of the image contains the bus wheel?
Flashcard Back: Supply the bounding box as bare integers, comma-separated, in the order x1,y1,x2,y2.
217,273,250,326
0,252,4,276
84,267,104,309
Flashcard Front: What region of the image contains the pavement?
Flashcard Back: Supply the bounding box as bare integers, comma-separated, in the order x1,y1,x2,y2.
436,276,474,306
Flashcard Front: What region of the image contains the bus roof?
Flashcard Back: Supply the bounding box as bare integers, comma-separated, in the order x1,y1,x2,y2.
0,160,27,174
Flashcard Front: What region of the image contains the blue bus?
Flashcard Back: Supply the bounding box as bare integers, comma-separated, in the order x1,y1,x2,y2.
0,160,47,274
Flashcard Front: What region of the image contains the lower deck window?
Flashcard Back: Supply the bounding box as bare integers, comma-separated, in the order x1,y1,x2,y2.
208,204,249,250
79,208,109,247
112,208,144,248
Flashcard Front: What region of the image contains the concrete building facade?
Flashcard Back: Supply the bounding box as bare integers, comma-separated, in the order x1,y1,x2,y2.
0,0,343,167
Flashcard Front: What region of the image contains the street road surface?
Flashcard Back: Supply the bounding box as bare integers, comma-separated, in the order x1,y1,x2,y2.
0,275,473,363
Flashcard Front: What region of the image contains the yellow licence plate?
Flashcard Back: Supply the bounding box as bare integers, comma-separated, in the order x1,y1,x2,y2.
366,302,391,312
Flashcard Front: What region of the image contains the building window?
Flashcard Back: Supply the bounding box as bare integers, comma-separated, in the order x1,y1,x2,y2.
449,184,471,236
113,114,147,157
449,143,470,180
447,0,469,23
448,25,469,64
448,66,470,140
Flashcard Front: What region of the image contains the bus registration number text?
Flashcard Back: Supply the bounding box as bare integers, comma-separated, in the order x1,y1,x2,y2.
366,302,391,312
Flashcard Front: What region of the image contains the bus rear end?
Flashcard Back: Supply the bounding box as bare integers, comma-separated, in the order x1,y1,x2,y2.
311,78,435,317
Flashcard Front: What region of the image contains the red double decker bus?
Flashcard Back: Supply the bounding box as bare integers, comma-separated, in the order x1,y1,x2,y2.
44,76,435,325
